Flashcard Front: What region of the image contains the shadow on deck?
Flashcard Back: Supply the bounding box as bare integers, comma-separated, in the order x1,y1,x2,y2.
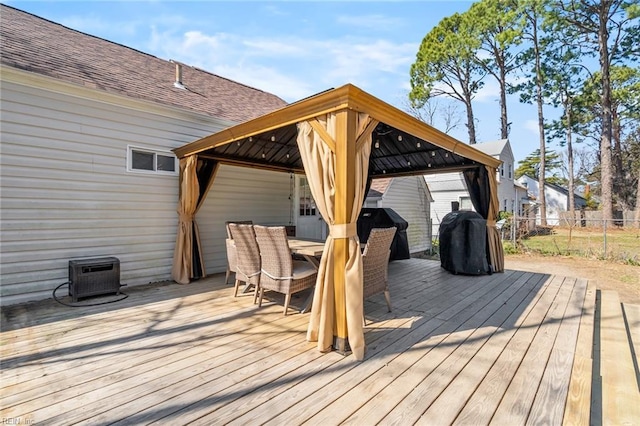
1,258,638,425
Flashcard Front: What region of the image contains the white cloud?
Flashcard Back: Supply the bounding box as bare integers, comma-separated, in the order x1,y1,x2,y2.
524,119,540,136
182,31,224,50
214,63,316,101
474,79,500,103
144,26,419,103
242,39,310,57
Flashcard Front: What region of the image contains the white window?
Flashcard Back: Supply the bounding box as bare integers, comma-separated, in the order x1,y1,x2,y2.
459,196,473,210
508,164,512,179
127,146,177,175
504,199,508,211
299,176,316,216
500,164,504,177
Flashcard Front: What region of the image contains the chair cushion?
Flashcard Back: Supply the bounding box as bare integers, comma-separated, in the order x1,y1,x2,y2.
292,260,317,279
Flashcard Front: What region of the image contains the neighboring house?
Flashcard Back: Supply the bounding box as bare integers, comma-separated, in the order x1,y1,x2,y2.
514,181,531,217
364,177,433,253
516,175,588,225
0,5,295,305
426,139,519,237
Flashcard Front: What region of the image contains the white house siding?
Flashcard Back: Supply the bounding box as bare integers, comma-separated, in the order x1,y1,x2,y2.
197,165,292,274
0,70,286,305
516,175,575,225
426,172,470,238
495,162,517,214
378,177,432,253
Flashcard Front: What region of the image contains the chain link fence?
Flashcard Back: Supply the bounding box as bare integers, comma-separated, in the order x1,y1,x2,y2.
502,214,640,264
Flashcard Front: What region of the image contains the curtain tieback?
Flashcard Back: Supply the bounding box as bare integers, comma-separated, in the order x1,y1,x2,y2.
329,223,357,239
179,212,194,223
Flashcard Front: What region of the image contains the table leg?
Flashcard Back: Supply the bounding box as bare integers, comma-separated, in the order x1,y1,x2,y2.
300,255,319,313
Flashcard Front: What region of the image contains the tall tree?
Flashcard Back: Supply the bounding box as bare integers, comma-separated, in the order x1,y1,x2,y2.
554,0,640,220
573,66,640,209
410,13,485,144
513,0,551,225
627,128,640,226
620,127,640,217
540,34,590,221
467,0,523,139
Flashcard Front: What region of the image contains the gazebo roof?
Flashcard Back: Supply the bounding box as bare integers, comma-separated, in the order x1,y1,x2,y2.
174,84,501,177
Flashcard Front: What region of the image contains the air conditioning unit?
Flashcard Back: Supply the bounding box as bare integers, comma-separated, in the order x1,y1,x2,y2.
68,257,121,302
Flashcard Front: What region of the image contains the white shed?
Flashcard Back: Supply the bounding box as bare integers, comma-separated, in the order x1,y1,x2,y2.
365,177,433,253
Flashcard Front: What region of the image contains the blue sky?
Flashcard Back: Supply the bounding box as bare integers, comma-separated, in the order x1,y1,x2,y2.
6,1,554,165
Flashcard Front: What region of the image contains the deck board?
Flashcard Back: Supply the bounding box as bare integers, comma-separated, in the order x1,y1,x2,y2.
490,276,576,425
414,271,548,426
453,273,563,425
599,290,640,425
359,271,532,426
527,277,588,425
0,258,606,425
562,281,596,426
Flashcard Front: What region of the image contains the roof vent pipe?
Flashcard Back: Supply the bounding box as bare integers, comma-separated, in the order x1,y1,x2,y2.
170,60,186,89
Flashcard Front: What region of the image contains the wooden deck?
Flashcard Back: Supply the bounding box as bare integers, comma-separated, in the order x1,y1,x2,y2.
1,258,638,425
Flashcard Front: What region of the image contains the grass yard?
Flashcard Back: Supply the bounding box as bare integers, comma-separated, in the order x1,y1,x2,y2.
516,226,640,264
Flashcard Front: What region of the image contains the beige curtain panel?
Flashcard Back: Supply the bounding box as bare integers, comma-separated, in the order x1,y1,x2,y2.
296,112,373,361
172,156,215,284
486,165,505,272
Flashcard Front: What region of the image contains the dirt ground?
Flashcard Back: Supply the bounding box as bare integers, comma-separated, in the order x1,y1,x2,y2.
504,253,640,305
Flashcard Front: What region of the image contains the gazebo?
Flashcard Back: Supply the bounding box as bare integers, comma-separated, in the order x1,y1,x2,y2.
171,84,503,360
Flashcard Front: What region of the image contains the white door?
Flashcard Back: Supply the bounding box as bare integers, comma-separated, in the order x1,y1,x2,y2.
296,176,327,240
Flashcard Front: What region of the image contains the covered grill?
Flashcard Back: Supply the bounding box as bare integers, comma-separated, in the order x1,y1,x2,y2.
357,208,410,261
439,210,490,275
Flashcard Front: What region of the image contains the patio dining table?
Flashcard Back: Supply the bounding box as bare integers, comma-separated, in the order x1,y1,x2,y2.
287,237,325,269
287,237,325,313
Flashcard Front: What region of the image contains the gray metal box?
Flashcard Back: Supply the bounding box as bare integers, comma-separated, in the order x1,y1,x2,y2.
68,257,120,302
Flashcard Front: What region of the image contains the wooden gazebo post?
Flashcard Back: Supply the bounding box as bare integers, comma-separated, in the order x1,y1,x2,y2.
333,108,357,352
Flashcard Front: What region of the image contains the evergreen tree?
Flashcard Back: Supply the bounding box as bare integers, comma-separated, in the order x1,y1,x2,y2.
553,0,640,219
512,0,552,225
410,13,486,144
466,0,523,139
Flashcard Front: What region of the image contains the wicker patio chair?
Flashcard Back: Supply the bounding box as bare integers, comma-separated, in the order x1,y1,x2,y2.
225,220,253,285
253,225,317,316
228,223,261,302
362,227,397,313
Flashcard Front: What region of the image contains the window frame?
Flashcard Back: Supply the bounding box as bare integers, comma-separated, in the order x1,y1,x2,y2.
127,145,178,176
459,196,473,211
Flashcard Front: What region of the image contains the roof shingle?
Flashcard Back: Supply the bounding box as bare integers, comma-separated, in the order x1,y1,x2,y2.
0,4,287,123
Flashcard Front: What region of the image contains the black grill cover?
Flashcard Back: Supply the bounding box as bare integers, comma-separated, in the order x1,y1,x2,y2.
439,210,490,275
357,208,410,261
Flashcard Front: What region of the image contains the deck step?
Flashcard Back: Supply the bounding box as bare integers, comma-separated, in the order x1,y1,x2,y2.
599,290,640,425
